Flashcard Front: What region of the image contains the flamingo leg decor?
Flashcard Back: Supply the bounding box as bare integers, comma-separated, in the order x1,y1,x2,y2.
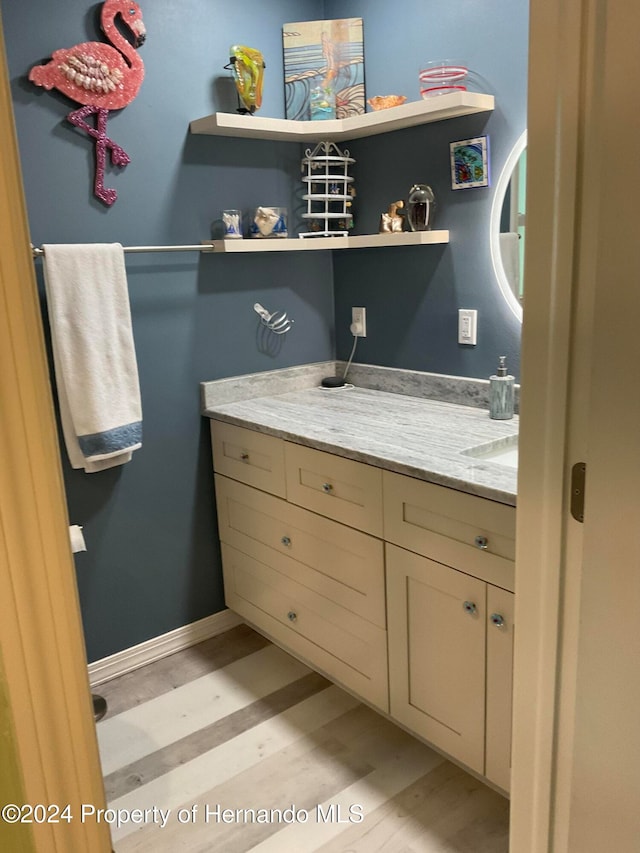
67,105,131,205
29,0,146,207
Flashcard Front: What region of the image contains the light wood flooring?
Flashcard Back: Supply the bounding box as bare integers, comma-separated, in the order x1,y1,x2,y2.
96,624,510,852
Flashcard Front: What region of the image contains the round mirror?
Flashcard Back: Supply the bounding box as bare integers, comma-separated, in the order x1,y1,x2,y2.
490,130,527,322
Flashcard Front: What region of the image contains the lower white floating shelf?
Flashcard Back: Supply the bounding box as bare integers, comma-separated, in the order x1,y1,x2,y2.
203,231,449,253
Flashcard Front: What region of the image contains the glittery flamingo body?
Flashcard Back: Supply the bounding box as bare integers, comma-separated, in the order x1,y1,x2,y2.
29,0,146,205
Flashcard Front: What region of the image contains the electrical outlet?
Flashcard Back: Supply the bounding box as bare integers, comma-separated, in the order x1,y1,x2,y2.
458,309,478,345
351,306,367,337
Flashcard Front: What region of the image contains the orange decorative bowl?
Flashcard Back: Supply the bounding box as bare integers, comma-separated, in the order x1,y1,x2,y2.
367,95,408,111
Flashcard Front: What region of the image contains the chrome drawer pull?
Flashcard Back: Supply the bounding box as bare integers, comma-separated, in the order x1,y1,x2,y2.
287,610,297,622
490,613,506,629
322,482,333,493
474,535,489,550
463,600,477,615
240,452,249,461
281,536,291,547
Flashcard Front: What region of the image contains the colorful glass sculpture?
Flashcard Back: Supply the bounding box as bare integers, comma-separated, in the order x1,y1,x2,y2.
229,45,265,114
29,0,146,206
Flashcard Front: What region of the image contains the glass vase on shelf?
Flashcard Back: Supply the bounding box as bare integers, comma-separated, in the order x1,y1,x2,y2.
407,184,436,231
310,85,336,121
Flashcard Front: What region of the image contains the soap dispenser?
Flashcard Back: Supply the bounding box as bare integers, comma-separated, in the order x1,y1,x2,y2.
489,356,514,419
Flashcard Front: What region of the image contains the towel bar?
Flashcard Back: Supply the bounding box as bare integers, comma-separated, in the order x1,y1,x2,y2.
31,243,216,258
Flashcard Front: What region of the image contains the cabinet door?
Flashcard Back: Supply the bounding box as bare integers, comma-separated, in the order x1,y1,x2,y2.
485,585,515,792
386,543,486,774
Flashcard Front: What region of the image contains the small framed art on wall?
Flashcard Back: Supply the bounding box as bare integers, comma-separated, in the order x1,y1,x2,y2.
450,136,490,190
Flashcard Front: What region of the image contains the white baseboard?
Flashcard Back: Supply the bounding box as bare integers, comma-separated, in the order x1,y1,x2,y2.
88,609,243,687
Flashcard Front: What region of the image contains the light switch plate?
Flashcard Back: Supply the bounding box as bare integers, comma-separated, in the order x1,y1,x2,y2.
458,309,478,345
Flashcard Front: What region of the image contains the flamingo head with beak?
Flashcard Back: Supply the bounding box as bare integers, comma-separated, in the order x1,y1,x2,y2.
107,0,147,48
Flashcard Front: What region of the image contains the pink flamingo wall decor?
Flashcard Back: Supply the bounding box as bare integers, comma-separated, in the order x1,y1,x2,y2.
29,0,146,206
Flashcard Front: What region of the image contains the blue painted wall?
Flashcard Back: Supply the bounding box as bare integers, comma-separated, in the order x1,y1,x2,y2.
2,0,527,662
325,0,528,378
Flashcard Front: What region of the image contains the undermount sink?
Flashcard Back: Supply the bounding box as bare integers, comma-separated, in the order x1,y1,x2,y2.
461,433,519,469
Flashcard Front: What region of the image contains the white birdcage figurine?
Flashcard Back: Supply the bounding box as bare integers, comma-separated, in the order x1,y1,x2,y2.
300,140,355,237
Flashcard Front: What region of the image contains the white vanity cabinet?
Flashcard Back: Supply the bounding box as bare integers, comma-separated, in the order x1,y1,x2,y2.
210,419,515,792
383,470,516,791
211,422,389,711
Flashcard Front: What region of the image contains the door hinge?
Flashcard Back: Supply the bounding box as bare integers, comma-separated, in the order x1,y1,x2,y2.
570,462,586,523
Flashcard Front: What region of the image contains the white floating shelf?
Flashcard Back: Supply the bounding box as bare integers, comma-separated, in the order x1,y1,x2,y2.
202,231,450,253
347,232,449,249
190,92,494,142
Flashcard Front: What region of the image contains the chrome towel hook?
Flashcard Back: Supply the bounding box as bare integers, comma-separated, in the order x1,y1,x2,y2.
253,302,294,334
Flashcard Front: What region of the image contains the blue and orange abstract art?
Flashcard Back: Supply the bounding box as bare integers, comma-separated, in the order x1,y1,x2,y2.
282,18,365,121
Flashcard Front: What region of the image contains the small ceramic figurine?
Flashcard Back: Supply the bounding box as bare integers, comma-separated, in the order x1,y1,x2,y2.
379,200,405,233
252,206,288,238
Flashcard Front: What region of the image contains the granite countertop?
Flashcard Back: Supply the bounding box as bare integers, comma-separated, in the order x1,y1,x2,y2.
201,363,518,506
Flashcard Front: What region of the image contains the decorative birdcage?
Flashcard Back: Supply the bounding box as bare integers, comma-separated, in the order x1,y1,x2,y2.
300,141,355,237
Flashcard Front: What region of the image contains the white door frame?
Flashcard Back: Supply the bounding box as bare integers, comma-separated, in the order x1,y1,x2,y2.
512,0,640,849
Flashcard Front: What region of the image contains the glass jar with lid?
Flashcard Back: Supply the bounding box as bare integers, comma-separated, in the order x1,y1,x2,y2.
407,184,435,231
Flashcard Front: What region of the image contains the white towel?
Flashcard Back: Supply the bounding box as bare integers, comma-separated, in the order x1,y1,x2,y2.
42,243,142,473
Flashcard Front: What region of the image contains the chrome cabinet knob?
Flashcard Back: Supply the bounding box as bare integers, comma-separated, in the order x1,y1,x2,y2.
490,613,506,628
463,600,477,615
322,482,333,493
287,610,297,622
240,452,249,461
474,535,489,550
281,536,291,547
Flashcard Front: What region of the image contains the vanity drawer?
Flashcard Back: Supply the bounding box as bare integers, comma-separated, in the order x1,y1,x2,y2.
211,421,286,497
221,542,389,711
284,442,384,537
215,474,386,627
383,471,516,590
